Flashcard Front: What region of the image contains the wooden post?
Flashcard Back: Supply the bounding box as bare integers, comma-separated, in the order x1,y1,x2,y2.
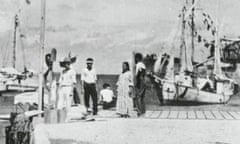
38,0,46,117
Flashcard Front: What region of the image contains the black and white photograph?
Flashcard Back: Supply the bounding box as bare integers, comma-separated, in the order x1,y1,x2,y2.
0,0,240,144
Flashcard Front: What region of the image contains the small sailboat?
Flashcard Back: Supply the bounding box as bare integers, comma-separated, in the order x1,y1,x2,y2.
0,5,38,93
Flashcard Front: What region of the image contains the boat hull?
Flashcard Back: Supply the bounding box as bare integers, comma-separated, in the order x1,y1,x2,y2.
180,88,230,104
162,83,231,104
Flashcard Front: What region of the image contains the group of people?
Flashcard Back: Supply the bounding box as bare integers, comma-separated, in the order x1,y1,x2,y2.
116,53,147,117
53,52,147,121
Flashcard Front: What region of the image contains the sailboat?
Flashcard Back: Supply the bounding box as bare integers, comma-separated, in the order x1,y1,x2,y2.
0,6,38,93
153,0,237,104
0,2,46,142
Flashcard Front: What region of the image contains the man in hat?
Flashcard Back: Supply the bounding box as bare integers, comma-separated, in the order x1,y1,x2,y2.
58,57,77,122
81,58,98,115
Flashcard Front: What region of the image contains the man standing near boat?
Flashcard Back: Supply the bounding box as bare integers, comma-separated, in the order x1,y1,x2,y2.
134,53,147,115
81,58,98,115
57,57,77,122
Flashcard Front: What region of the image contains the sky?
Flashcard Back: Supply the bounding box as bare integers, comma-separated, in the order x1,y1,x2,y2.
0,0,240,74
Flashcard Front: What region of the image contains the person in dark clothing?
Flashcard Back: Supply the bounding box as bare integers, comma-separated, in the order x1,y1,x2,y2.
81,58,98,115
73,87,80,104
134,53,147,115
152,79,164,105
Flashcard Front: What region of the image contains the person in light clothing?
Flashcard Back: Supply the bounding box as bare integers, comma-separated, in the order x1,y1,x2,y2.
116,61,134,117
100,83,115,109
81,58,98,115
57,57,77,121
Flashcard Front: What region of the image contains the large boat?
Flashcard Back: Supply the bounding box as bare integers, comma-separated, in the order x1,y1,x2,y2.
152,0,239,104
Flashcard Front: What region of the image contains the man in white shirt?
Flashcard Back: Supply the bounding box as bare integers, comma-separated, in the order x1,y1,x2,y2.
81,58,98,115
100,83,115,109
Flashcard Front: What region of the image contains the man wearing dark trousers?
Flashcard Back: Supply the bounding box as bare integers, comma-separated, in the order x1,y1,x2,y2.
135,53,147,115
81,58,98,115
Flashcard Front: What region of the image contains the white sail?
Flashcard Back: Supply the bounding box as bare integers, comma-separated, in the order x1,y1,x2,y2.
153,54,162,74
213,41,223,77
165,56,175,81
180,43,193,73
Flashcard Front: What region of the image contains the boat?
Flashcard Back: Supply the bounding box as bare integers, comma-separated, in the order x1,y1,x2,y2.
0,5,38,94
0,2,46,143
152,0,238,104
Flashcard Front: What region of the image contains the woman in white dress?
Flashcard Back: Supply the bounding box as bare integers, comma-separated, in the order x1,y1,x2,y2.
116,62,134,117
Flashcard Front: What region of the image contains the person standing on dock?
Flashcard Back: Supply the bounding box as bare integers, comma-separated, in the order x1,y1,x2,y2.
68,53,80,105
135,53,147,115
58,57,77,122
81,58,98,115
116,61,134,117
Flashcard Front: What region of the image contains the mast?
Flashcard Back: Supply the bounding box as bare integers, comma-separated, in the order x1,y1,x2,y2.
191,0,197,87
38,0,46,115
179,4,186,72
12,0,21,69
213,0,221,76
12,14,18,68
191,0,195,62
